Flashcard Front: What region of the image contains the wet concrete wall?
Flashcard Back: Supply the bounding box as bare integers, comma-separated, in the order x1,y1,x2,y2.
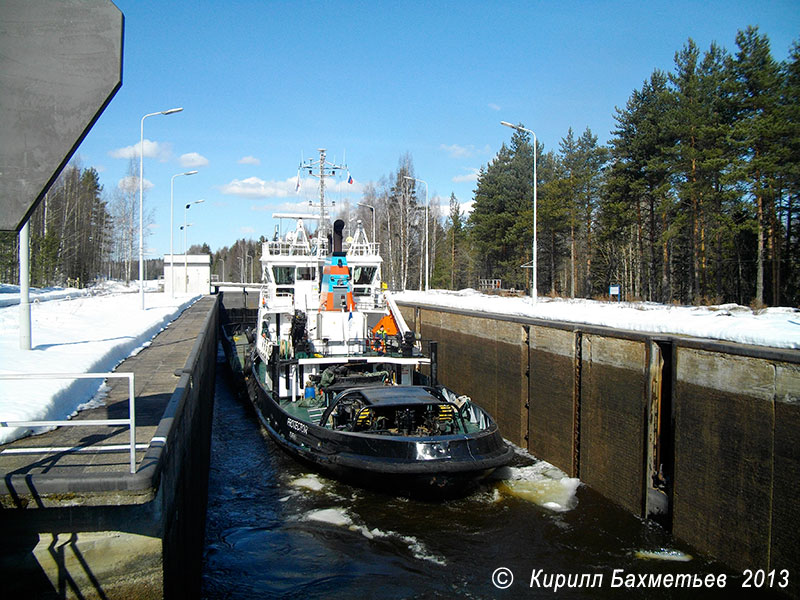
409,307,528,447
528,326,578,476
672,346,800,580
398,302,800,596
159,296,218,598
579,334,649,516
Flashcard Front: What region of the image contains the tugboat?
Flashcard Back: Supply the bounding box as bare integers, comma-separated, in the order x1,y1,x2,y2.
223,150,512,494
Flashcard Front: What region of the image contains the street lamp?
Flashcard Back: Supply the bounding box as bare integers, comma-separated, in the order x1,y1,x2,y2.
183,199,204,293
501,121,538,302
246,253,253,283
403,176,429,291
358,202,376,243
170,169,198,297
139,107,183,309
180,223,193,293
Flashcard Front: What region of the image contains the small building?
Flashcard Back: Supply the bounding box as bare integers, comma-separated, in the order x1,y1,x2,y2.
163,254,211,296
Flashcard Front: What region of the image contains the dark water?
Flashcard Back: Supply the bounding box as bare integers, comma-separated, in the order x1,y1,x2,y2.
201,359,770,600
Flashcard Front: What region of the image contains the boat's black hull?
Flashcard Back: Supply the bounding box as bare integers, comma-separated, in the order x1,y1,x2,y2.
244,357,513,496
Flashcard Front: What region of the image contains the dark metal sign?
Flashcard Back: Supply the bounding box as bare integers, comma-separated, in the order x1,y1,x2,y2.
0,0,123,232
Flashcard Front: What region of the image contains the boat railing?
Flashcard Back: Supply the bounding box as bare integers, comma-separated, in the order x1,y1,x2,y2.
263,239,329,257
0,372,140,473
300,337,424,360
265,292,295,311
261,239,378,259
345,241,380,257
353,294,383,311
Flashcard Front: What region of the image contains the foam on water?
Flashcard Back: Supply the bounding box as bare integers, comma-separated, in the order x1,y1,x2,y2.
305,507,352,527
300,506,447,566
289,473,326,492
365,528,447,566
634,548,693,562
496,462,581,512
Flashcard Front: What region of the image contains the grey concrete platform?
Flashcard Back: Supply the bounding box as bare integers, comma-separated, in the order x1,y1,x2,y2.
0,295,218,507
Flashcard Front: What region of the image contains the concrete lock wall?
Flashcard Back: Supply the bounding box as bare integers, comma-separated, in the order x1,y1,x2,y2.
159,297,218,599
579,334,649,516
0,296,218,599
406,307,527,446
528,326,579,477
673,346,800,581
398,301,800,594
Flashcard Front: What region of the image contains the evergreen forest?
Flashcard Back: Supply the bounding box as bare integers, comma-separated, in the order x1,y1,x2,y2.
459,28,800,306
0,160,163,288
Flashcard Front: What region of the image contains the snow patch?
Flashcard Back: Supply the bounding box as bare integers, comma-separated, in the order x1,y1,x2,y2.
394,290,800,349
0,286,199,445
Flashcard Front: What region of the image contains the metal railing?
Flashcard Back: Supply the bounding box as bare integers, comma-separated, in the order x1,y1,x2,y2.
0,372,138,473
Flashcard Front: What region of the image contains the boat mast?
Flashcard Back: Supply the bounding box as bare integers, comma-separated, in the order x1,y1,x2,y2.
299,148,347,255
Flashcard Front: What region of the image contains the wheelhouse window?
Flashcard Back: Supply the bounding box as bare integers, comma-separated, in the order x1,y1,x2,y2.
352,266,377,285
297,266,315,281
273,266,295,285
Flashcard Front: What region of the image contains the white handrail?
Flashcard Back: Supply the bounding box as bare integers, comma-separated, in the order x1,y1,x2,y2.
384,291,411,335
0,372,137,473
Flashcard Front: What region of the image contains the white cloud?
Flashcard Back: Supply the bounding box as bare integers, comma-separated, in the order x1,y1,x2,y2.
440,144,490,159
109,139,172,162
249,200,317,213
440,143,473,159
179,152,209,168
452,167,480,183
221,175,364,200
240,226,255,234
238,155,260,166
488,103,501,111
219,176,298,199
118,175,154,193
460,199,475,216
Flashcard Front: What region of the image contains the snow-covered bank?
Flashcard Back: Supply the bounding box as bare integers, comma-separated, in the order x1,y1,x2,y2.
0,283,89,308
0,279,163,308
0,287,199,445
394,289,800,350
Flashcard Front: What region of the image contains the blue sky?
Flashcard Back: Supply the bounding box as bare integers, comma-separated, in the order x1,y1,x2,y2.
74,0,800,256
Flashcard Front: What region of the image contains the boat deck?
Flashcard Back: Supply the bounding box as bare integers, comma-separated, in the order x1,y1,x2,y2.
277,392,485,434
225,320,485,435
283,400,327,426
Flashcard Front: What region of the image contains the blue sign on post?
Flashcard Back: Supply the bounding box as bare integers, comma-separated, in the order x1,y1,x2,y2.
609,285,621,302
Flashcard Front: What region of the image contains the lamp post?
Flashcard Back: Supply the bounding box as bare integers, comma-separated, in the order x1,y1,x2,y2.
357,202,375,242
183,198,204,293
246,253,253,283
139,107,183,309
170,170,198,297
501,121,538,302
180,223,193,292
403,176,428,291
